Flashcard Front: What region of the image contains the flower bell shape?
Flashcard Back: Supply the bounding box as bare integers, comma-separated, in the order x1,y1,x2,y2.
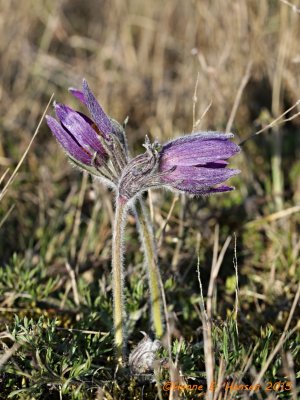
118,132,240,203
158,132,240,195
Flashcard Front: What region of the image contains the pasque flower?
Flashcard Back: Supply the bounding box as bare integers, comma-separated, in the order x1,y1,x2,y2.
46,81,108,166
46,80,240,367
118,132,240,202
158,132,240,194
69,83,127,149
46,80,164,366
46,80,127,182
46,103,107,167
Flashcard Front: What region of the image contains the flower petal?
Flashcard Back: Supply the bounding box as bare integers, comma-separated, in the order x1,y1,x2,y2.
160,132,240,168
54,103,107,162
82,79,112,139
69,88,86,105
46,115,91,165
70,86,127,148
163,165,240,187
175,184,235,195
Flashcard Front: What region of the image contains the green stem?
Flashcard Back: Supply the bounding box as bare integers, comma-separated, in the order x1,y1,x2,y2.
135,197,164,338
112,197,127,365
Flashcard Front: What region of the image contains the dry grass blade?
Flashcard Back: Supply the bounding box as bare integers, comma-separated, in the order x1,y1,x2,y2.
0,204,15,230
233,232,239,330
207,234,232,400
78,197,102,264
192,71,213,131
157,272,174,400
284,352,298,400
226,61,252,133
148,189,154,223
246,205,300,227
207,235,232,316
250,282,300,395
193,100,213,133
171,194,186,270
65,262,80,308
0,94,54,203
157,195,179,247
0,168,10,186
192,72,200,130
280,0,300,13
55,327,108,336
197,228,232,400
70,171,88,261
0,342,21,370
239,99,300,145
197,259,213,400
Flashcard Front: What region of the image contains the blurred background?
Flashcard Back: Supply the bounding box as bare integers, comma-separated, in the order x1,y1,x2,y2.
1,0,300,254
0,0,299,396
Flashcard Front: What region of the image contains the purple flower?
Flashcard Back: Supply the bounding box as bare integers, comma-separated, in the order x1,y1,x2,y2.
118,132,240,203
46,80,115,168
69,80,113,141
69,81,127,149
158,132,240,195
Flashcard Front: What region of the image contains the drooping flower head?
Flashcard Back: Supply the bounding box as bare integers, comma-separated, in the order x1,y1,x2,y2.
118,132,240,202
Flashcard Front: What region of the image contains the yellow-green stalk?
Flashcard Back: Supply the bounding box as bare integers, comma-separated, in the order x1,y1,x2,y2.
135,197,164,338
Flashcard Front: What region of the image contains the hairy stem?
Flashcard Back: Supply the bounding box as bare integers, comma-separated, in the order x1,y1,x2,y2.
135,197,164,338
112,197,127,365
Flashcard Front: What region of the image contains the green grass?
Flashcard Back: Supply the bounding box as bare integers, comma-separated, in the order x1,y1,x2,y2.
0,228,299,399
